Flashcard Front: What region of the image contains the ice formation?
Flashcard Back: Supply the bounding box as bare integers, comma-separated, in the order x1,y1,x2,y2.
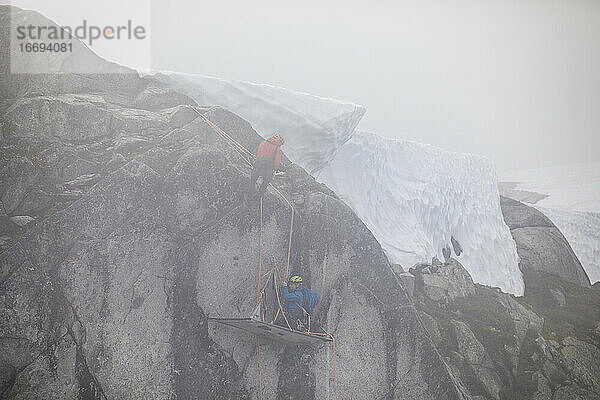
318,131,523,294
142,70,524,295
500,162,600,284
143,71,365,175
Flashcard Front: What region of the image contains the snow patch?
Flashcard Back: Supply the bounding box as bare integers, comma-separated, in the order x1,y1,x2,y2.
318,131,523,295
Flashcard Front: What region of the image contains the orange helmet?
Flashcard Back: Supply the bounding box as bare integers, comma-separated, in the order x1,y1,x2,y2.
273,133,285,145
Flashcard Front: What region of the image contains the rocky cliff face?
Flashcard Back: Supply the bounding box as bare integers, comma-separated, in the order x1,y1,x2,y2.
0,6,473,399
499,196,591,288
404,197,600,399
410,258,600,400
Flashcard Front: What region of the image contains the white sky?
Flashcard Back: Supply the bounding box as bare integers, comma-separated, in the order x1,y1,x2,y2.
8,0,600,172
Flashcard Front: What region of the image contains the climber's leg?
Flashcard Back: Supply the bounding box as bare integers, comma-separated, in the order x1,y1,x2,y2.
245,164,261,203
257,168,273,198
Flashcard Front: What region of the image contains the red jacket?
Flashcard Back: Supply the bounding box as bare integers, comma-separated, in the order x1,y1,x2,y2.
256,136,283,168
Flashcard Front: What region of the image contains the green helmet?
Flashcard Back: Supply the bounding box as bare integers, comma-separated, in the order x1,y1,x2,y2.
290,275,303,283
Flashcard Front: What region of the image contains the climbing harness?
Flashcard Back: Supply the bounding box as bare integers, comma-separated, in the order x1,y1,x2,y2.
190,106,338,400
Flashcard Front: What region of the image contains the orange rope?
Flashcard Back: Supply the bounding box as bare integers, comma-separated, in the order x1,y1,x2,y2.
189,107,253,166
205,119,254,164
206,118,254,158
189,105,255,162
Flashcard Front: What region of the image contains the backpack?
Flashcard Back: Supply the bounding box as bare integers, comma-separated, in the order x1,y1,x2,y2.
269,143,280,168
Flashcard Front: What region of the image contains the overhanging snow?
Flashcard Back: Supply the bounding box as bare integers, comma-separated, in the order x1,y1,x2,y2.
318,131,524,295
142,70,365,175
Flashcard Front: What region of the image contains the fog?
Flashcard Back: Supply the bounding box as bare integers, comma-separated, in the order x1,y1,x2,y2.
11,0,600,171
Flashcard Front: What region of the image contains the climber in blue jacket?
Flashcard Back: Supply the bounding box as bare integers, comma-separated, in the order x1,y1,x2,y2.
282,275,320,331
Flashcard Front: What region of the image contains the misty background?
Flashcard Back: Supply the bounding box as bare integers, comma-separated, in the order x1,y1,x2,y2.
9,0,600,172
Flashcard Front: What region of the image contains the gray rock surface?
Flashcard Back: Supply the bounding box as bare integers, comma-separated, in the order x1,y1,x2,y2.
499,191,553,228
0,106,470,398
398,272,415,297
500,196,591,287
549,288,566,307
533,373,551,400
558,337,600,394
0,157,40,215
419,312,442,346
552,385,600,400
132,84,196,111
410,257,599,400
8,216,34,227
413,258,477,302
451,236,463,256
451,320,502,399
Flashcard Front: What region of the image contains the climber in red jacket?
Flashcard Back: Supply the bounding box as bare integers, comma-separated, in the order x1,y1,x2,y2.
245,133,286,201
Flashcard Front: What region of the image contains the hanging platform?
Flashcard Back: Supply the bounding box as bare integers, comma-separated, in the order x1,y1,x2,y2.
209,317,332,346
209,266,330,346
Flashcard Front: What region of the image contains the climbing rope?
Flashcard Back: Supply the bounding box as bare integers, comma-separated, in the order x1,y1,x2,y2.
188,105,295,291
269,184,295,280
188,105,337,400
272,269,292,330
190,105,255,166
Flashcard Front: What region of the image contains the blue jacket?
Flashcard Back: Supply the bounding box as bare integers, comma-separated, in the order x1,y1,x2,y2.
282,285,320,317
